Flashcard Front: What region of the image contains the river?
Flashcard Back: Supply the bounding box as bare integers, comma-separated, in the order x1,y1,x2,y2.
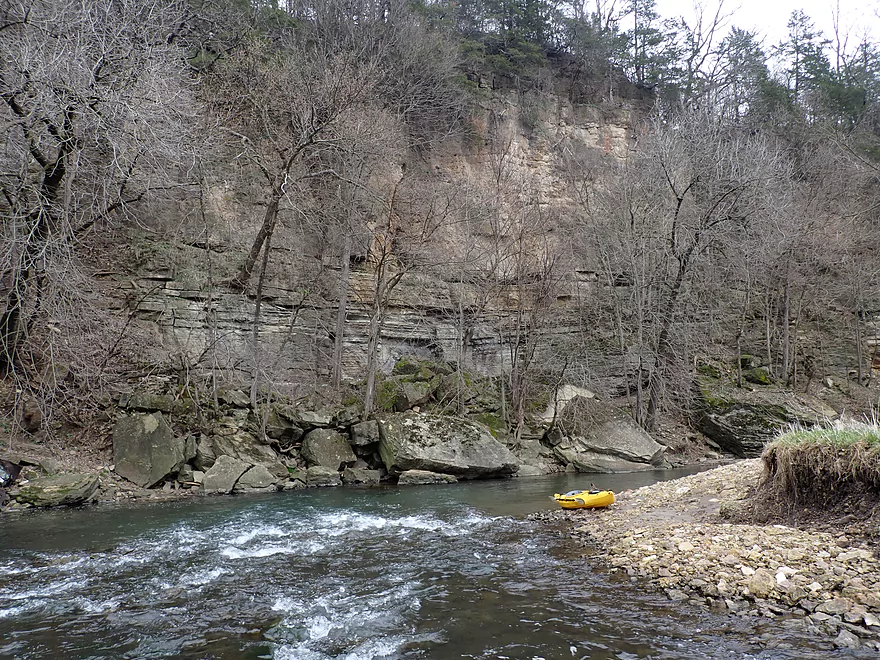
0,469,867,659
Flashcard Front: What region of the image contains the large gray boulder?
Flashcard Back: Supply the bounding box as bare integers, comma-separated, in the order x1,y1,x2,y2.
306,466,342,487
554,398,665,472
299,409,334,427
349,420,380,446
202,455,251,494
397,469,458,485
194,436,216,471
301,429,357,470
113,413,189,487
211,429,288,477
696,379,838,457
377,412,518,479
12,473,99,507
261,407,304,446
390,377,439,411
234,465,278,492
342,467,382,485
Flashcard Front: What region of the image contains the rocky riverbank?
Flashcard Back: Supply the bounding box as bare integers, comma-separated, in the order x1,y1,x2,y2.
532,460,880,653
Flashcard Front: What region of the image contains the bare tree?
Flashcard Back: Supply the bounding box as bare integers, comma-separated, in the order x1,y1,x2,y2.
586,109,787,429
0,0,198,427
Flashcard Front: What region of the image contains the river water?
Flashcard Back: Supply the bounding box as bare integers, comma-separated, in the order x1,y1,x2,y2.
0,469,868,659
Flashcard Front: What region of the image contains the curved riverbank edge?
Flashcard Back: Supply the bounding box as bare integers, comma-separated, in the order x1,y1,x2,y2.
532,460,880,653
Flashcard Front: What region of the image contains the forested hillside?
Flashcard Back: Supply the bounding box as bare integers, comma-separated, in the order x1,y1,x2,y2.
2,0,879,447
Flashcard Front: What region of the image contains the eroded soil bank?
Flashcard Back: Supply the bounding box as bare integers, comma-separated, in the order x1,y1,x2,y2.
532,460,880,652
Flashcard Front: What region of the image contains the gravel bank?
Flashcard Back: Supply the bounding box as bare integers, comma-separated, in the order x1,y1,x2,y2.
532,460,880,652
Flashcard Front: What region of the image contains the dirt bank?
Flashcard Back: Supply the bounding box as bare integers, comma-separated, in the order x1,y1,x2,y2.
532,460,880,652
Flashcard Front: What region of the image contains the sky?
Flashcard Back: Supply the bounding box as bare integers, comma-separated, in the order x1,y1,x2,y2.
654,0,879,50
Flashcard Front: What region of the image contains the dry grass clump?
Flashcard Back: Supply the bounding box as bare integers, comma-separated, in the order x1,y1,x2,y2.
762,423,880,505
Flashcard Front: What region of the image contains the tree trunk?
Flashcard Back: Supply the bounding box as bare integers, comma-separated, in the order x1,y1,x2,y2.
781,260,792,382
0,281,25,375
331,232,352,389
363,289,384,414
645,267,685,431
249,230,273,410
854,279,864,385
764,288,773,377
234,191,281,290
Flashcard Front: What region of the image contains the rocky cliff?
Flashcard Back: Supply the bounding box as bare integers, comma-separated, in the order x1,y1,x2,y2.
110,88,640,392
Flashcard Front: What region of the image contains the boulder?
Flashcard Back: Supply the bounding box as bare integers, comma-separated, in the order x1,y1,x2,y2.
378,360,448,411
12,473,99,507
398,469,458,485
540,384,596,422
261,408,304,446
183,435,197,463
696,378,838,457
125,392,175,413
218,389,250,408
202,455,251,494
553,447,660,473
377,412,518,479
332,407,359,427
350,420,381,446
306,466,342,487
212,429,288,477
554,398,665,472
299,409,334,427
301,429,357,470
113,413,187,487
234,465,278,492
391,378,440,411
509,432,554,475
177,464,194,483
515,464,547,476
341,467,382,485
194,436,216,471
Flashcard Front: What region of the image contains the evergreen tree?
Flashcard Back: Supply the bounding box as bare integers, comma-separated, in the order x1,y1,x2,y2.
774,10,831,106
623,0,678,90
714,27,789,123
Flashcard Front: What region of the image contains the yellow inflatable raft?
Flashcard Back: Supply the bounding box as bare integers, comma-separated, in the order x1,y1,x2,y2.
552,489,615,509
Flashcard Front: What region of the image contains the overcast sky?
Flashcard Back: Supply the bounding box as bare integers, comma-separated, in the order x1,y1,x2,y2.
654,0,879,50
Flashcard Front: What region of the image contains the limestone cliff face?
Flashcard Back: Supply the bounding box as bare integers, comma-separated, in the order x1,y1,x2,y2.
118,88,639,392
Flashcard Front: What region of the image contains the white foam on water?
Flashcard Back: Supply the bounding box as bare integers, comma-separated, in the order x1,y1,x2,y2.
73,596,121,613
229,525,289,546
0,604,30,619
178,566,229,586
0,561,33,577
273,631,408,659
273,646,326,660
270,579,422,653
221,538,325,560
314,509,494,539
339,635,406,659
0,575,81,602
315,511,391,536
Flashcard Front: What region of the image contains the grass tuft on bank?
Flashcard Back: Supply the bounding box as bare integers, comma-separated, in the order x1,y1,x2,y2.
762,423,880,503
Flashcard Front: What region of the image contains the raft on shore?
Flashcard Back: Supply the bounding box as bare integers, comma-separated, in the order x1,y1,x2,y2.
552,489,615,509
